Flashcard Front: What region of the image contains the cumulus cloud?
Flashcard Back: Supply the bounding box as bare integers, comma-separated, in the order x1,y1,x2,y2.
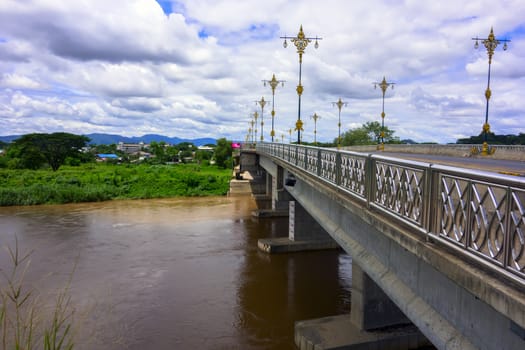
0,0,523,143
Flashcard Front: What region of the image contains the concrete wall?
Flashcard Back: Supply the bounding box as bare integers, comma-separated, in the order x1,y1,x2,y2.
273,157,525,350
342,144,525,161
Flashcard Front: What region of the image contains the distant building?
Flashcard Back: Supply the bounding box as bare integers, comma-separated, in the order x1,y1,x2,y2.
117,141,145,154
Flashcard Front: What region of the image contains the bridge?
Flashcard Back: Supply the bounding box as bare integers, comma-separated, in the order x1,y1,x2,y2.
239,143,525,350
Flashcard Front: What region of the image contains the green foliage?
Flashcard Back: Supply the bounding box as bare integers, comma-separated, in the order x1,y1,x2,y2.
214,138,232,169
456,132,525,145
0,163,231,206
337,121,398,146
7,133,90,171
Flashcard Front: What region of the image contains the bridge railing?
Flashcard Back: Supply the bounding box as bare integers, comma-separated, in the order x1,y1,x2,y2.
256,142,525,281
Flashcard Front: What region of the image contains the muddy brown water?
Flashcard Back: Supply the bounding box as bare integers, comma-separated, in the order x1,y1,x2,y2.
0,196,351,349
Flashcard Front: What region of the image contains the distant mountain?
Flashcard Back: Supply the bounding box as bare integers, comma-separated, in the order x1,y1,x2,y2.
0,133,217,146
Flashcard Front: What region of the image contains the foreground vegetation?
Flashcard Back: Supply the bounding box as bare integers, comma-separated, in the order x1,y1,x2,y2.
1,240,75,350
0,163,232,206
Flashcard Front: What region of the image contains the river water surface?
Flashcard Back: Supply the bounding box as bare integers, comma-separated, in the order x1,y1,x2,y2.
0,196,351,349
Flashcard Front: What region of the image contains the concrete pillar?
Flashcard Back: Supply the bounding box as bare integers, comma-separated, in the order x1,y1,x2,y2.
272,166,292,211
289,201,334,243
265,172,272,198
351,263,410,330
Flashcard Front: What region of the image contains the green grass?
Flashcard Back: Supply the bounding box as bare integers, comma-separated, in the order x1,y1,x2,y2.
0,163,232,206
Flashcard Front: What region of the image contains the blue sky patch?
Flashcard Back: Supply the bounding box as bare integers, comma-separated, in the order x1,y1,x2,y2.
198,29,209,39
155,0,173,15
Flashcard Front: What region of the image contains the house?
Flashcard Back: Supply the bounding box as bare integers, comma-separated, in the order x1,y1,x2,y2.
96,153,120,161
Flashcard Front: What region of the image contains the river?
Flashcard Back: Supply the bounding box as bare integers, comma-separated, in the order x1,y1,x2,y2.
0,196,351,349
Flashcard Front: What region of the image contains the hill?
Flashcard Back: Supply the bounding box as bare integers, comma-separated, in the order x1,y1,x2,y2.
0,133,217,146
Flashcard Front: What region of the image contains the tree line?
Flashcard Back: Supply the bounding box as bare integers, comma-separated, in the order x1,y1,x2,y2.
0,133,234,171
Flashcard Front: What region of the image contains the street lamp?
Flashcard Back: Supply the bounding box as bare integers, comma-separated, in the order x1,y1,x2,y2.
373,77,395,151
256,97,267,142
281,25,322,144
263,74,285,142
310,113,321,145
249,119,255,144
332,98,348,149
472,27,510,155
253,111,259,143
288,128,293,144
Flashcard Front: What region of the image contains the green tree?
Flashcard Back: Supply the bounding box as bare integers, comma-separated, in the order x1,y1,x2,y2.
10,133,90,171
214,138,232,169
5,140,46,169
337,122,397,146
149,141,167,163
457,132,525,145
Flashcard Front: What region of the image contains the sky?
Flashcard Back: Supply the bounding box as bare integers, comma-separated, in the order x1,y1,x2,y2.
0,0,524,144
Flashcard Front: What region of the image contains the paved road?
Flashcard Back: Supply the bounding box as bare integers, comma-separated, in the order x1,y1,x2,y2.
374,152,525,177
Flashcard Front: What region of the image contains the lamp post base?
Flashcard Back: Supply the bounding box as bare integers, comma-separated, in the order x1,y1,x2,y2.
470,142,496,156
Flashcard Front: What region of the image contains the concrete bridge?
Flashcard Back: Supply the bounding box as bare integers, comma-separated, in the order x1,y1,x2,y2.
239,143,525,350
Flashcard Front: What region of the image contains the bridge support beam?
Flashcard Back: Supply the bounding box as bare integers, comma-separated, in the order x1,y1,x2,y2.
258,200,338,253
350,263,411,330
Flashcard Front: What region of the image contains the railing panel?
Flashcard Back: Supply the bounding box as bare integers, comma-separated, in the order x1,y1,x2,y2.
340,152,367,198
287,145,296,165
469,182,507,266
438,175,469,246
297,146,306,169
508,187,525,277
320,149,338,184
373,160,424,226
306,148,318,174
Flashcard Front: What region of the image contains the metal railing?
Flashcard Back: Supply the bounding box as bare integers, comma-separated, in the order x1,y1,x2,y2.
256,143,525,281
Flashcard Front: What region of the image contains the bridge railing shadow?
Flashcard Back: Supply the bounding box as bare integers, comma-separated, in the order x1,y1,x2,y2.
257,142,525,283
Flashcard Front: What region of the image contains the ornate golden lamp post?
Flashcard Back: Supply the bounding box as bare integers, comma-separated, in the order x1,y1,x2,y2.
472,27,510,155
263,74,285,142
253,111,259,143
373,77,395,151
288,128,293,143
256,97,267,141
332,98,348,149
281,25,322,144
310,113,321,145
249,119,255,144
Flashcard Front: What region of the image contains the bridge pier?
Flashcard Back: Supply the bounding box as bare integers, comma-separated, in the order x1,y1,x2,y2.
295,262,431,350
258,200,339,253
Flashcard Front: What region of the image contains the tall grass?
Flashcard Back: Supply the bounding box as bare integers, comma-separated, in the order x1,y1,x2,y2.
0,163,232,206
0,239,75,350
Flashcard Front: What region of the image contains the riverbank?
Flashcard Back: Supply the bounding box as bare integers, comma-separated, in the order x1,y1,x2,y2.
0,163,232,206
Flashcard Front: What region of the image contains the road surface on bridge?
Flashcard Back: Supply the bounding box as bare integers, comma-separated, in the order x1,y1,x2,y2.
373,152,525,176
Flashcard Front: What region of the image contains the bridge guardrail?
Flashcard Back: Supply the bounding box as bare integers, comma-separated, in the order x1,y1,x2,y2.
256,142,525,281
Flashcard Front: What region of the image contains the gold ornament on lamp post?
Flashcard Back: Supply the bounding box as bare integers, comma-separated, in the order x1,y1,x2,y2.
332,98,348,149
281,25,322,144
256,97,267,142
263,74,285,142
373,77,395,151
472,27,510,155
